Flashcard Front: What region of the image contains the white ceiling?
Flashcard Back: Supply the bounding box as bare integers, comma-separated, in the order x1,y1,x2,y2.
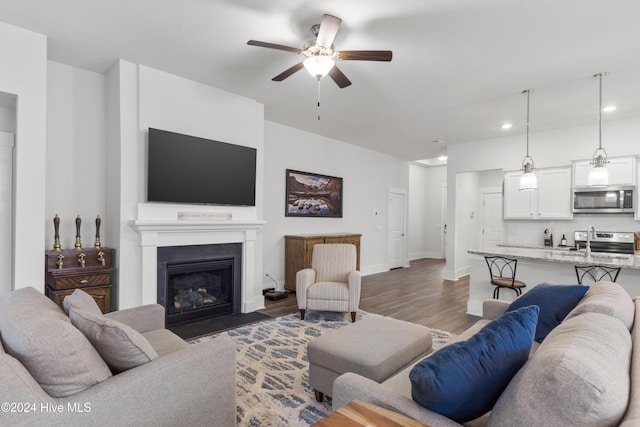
1,0,639,161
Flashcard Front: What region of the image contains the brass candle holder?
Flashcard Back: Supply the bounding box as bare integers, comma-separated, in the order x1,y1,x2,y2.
94,215,102,249
74,215,82,251
53,214,62,251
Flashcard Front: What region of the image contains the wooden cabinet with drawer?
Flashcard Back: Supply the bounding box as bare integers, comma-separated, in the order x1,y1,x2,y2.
284,234,361,291
45,248,113,313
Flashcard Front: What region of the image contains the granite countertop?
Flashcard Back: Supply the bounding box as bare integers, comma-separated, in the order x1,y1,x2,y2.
469,246,640,270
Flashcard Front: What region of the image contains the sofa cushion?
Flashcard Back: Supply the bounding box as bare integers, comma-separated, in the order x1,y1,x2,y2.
63,288,103,316
565,281,635,330
69,308,158,372
507,282,588,342
409,305,538,423
0,287,112,397
489,311,631,427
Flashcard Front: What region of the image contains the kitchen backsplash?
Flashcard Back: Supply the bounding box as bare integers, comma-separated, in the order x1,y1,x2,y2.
504,214,639,247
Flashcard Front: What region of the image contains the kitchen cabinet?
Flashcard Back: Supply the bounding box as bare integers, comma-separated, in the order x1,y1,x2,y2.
573,156,636,187
503,167,572,219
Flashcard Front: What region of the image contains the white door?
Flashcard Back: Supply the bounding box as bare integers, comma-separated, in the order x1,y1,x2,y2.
441,184,447,259
388,190,407,269
482,192,503,248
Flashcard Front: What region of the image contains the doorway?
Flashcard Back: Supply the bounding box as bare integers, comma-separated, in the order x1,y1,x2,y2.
441,184,447,259
0,92,16,296
388,188,407,269
481,191,503,248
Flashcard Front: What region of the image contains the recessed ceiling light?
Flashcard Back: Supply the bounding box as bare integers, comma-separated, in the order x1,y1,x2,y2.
602,105,617,112
501,123,513,129
437,155,448,161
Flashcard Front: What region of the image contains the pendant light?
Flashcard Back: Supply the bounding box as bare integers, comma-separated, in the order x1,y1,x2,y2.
519,89,538,191
588,72,610,186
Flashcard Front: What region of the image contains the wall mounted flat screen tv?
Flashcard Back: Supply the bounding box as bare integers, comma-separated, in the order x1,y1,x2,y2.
147,128,256,206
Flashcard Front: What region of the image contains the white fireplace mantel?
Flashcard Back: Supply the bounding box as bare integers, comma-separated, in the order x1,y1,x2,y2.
131,219,266,312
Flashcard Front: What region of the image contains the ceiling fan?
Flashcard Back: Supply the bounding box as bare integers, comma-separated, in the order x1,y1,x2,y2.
247,14,392,88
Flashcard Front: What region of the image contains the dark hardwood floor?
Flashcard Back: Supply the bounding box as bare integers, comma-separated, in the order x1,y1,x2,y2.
258,258,481,335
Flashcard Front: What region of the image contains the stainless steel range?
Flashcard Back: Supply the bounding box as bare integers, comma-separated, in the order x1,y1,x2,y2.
574,231,635,254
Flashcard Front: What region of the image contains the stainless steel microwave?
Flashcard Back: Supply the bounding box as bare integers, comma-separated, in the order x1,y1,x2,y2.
573,186,635,213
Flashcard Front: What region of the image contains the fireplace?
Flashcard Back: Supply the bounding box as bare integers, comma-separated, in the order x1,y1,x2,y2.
157,243,242,325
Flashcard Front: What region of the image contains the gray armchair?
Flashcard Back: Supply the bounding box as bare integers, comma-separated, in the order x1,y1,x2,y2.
296,243,361,322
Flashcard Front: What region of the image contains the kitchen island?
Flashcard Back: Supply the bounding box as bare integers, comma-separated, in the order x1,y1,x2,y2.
466,246,640,316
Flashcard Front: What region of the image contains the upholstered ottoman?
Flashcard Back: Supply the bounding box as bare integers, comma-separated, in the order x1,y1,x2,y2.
307,315,432,401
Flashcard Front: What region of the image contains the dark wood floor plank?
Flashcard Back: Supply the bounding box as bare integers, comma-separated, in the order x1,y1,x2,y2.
259,258,481,335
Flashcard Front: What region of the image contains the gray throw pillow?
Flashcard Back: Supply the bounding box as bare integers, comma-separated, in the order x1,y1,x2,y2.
63,288,103,316
69,308,158,372
0,287,112,397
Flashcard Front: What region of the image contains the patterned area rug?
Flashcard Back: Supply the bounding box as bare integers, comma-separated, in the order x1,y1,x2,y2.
190,310,455,426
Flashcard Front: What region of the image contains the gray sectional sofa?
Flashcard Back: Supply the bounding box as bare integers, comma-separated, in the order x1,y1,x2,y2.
0,287,236,427
333,281,640,427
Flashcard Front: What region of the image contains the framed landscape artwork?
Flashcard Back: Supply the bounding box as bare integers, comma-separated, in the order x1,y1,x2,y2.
285,169,343,218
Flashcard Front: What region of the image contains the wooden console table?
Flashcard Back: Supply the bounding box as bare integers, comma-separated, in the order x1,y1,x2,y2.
44,248,113,313
284,233,361,292
312,400,428,427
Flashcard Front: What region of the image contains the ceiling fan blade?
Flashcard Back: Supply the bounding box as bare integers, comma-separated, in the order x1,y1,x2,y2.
316,14,342,48
328,66,352,88
247,40,302,54
272,62,305,81
335,50,393,61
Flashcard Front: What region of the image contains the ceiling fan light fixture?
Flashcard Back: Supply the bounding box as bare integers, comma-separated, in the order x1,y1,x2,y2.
588,72,610,186
303,55,334,79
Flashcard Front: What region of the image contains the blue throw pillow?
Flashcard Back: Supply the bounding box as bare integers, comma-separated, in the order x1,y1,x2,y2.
409,305,538,423
507,282,588,342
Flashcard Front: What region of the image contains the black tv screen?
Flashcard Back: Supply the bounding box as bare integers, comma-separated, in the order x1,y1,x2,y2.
147,128,257,206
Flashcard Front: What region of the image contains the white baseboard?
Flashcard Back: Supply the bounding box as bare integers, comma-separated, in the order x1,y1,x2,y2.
408,251,427,261
361,263,389,276
423,251,443,259
444,267,470,281
409,251,443,261
467,299,483,316
243,295,266,313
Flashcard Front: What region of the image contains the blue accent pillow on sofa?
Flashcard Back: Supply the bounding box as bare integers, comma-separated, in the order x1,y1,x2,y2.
507,282,588,342
409,305,539,423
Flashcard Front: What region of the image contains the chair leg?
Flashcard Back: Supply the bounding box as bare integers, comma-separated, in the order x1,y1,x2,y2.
493,287,499,299
350,312,356,323
314,389,324,402
299,309,306,320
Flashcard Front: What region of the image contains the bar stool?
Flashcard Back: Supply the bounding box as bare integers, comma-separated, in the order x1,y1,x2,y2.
575,265,621,285
485,256,527,299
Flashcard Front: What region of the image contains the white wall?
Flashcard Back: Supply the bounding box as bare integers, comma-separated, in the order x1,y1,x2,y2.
46,61,107,250
408,164,446,260
0,104,16,132
262,121,409,288
454,172,481,278
446,116,640,281
106,62,265,309
16,50,410,306
0,22,47,292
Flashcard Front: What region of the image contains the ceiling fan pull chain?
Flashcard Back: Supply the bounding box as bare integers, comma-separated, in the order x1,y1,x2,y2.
317,77,321,120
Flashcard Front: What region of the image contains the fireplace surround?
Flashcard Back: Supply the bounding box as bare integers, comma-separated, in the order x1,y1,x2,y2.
131,217,266,313
158,243,242,325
